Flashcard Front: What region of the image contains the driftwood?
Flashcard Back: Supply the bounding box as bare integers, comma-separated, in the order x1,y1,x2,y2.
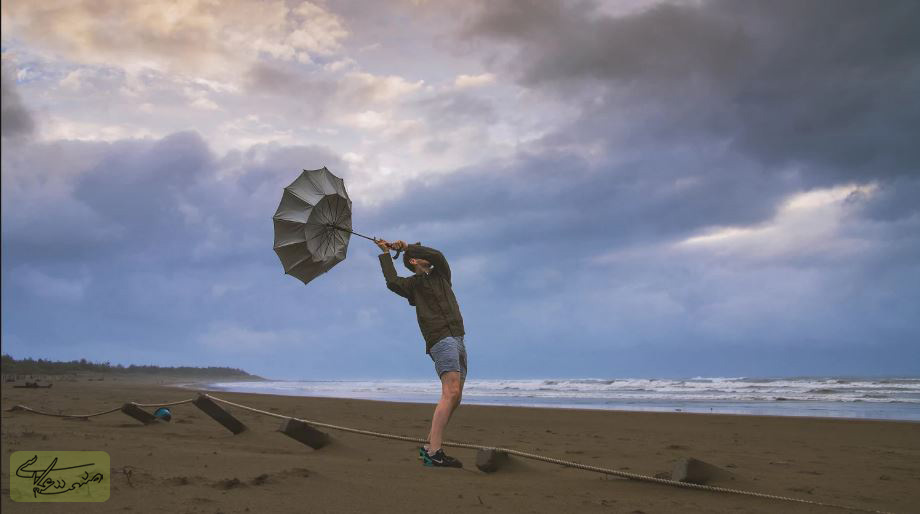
13,382,53,389
193,394,247,434
278,418,330,449
672,457,733,484
476,449,510,472
121,403,159,425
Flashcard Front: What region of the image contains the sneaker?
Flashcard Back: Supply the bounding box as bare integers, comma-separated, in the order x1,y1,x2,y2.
417,446,428,460
422,448,463,468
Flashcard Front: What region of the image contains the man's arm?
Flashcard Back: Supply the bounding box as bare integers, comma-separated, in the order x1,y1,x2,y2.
399,242,451,283
377,239,413,299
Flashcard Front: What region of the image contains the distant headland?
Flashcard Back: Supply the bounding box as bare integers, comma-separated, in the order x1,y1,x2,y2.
1,354,263,381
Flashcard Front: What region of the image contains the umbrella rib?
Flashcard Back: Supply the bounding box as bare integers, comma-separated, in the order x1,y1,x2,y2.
318,232,328,257
328,197,339,222
323,229,335,255
333,228,345,246
306,228,328,245
340,196,349,224
313,199,330,225
333,195,344,224
310,171,329,195
335,228,348,250
322,196,335,226
332,197,342,224
320,199,336,225
304,172,320,195
286,255,315,273
328,195,337,224
283,187,314,207
336,196,348,226
326,196,340,225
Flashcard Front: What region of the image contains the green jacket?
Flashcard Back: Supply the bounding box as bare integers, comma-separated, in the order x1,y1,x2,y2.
378,244,465,353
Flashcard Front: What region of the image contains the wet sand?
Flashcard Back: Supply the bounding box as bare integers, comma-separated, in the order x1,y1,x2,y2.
2,378,918,513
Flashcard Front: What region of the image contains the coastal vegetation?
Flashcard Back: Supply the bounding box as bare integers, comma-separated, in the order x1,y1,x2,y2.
1,354,260,379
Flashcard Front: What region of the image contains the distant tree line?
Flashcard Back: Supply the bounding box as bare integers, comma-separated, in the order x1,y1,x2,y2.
1,354,260,378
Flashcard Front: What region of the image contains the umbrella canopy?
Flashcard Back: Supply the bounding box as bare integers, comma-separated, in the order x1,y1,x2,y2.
273,167,353,285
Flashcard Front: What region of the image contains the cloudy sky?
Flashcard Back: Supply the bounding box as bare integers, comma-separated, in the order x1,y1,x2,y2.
2,0,918,380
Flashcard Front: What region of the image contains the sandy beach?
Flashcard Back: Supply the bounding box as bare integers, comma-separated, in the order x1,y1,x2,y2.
2,378,918,513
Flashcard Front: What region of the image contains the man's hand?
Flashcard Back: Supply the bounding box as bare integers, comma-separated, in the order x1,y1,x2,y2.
375,238,391,252
393,240,408,251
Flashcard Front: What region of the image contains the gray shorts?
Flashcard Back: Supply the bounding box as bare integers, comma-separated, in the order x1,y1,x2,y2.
429,336,467,381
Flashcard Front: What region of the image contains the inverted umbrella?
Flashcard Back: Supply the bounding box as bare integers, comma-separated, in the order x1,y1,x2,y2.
272,167,388,285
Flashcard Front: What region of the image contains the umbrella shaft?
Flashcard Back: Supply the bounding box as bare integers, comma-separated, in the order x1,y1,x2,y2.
327,224,376,242
323,223,400,260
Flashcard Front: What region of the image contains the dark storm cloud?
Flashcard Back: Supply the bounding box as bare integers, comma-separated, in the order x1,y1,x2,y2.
357,150,796,358
2,131,346,269
368,146,788,263
221,139,347,196
1,68,35,139
464,0,920,184
74,132,213,220
3,133,213,266
2,131,370,371
467,1,747,83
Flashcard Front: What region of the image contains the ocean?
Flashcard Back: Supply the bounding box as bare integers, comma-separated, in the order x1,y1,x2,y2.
201,377,920,421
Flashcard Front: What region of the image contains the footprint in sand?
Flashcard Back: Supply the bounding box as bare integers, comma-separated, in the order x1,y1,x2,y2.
213,478,246,490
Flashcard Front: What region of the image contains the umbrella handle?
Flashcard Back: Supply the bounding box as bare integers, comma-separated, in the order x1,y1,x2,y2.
371,235,402,260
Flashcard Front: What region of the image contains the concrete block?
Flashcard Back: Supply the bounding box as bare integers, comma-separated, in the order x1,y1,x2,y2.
121,403,158,425
672,457,732,484
278,418,330,449
476,449,509,473
193,394,247,434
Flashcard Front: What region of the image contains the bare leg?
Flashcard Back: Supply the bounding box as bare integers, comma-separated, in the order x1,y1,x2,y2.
446,376,465,425
427,371,463,452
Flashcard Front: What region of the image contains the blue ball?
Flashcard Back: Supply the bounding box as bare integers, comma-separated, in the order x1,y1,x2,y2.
154,407,172,422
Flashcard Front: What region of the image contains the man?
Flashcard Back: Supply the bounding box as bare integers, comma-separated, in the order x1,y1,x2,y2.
376,238,467,468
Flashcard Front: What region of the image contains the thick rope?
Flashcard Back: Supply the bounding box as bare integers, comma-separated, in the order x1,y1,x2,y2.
8,404,123,419
201,394,888,514
6,394,890,513
7,399,195,418
134,399,196,408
